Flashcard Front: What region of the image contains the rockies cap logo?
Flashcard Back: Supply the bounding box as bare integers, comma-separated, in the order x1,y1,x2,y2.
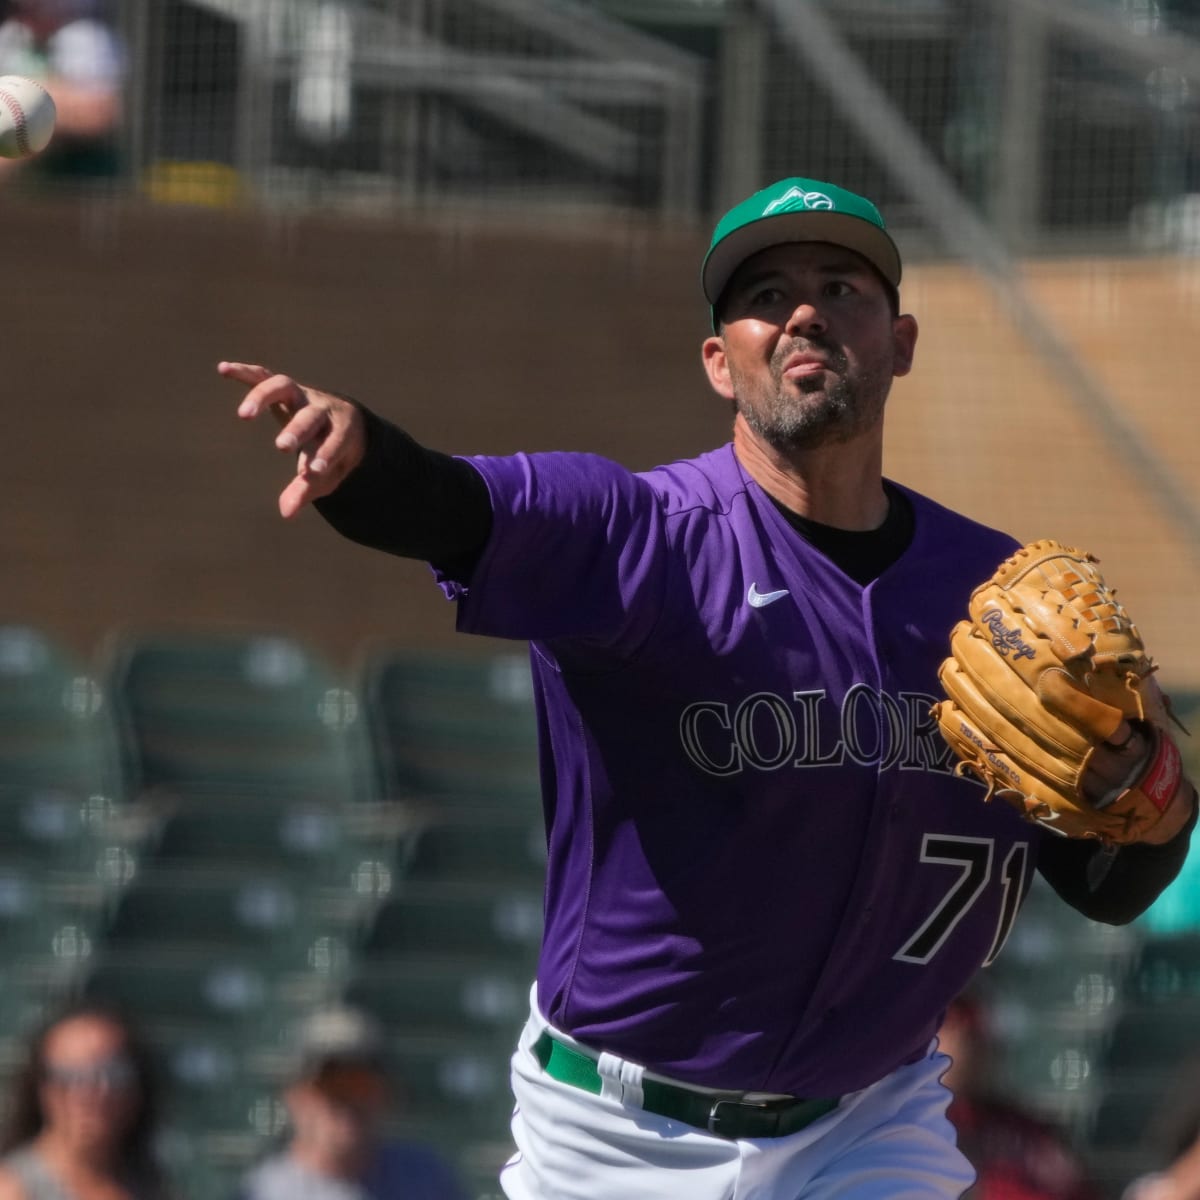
762,187,835,216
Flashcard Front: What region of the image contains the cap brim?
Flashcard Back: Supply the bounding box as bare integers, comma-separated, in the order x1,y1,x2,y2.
702,211,902,306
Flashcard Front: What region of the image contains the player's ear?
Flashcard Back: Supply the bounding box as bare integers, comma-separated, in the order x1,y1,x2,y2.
702,335,736,401
891,313,918,378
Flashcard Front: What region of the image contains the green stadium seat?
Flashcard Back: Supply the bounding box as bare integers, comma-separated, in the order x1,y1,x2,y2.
986,876,1139,1039
345,955,531,1044
144,789,393,888
359,881,543,968
0,862,102,972
399,811,547,886
156,1028,274,1131
0,625,117,792
82,947,319,1042
358,647,541,804
1103,1000,1200,1074
153,1027,289,1200
0,786,108,876
100,868,356,977
159,1147,252,1200
389,1033,515,1142
987,950,1131,1033
102,630,375,801
1127,935,1200,1002
1089,1075,1166,1148
999,1026,1106,1118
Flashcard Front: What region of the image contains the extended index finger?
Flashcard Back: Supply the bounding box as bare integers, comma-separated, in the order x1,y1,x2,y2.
221,361,282,419
218,361,272,385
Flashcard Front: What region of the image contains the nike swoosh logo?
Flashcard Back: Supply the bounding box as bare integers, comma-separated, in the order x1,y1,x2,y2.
748,582,789,608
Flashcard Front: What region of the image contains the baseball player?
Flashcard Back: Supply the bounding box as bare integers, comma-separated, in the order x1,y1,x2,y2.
223,177,1197,1199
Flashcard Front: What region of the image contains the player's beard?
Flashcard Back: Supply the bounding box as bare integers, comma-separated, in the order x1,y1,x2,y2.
731,337,890,453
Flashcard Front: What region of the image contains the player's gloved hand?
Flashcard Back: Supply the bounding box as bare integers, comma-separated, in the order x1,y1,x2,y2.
220,361,367,518
933,539,1195,845
1084,713,1193,844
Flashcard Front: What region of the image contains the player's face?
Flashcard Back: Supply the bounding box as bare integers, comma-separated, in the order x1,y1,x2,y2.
702,242,917,453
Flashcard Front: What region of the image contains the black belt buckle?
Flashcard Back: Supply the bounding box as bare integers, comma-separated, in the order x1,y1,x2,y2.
707,1095,790,1139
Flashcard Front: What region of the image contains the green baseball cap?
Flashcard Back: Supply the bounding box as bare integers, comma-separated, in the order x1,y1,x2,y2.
702,177,901,321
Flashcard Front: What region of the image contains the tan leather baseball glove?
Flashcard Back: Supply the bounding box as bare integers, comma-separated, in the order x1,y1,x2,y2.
933,539,1186,844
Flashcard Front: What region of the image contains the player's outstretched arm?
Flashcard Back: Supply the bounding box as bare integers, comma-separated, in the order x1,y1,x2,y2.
220,361,366,518
221,359,494,575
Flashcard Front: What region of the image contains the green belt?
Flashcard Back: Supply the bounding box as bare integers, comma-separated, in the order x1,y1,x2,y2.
533,1031,839,1140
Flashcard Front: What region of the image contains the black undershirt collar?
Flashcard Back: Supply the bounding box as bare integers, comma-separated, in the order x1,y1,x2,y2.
767,481,915,585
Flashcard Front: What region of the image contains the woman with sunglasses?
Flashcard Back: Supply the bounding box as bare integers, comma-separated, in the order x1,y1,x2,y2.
0,1002,168,1200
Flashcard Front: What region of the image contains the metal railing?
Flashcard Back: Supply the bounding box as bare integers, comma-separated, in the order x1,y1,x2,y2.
119,0,706,217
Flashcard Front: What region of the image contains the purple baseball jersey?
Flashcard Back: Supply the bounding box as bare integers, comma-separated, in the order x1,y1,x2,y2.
437,444,1036,1098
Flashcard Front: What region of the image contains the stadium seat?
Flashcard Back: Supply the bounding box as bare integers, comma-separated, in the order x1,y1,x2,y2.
1127,934,1200,1002
156,1027,273,1130
0,785,109,877
357,646,541,804
99,868,356,977
0,861,102,973
144,788,396,888
0,979,52,1048
991,1013,1109,1142
358,881,543,968
153,1026,289,1200
1089,1075,1166,1148
82,947,313,1039
398,810,547,886
158,1147,250,1200
1103,1000,1200,1074
987,941,1132,1032
345,955,531,1045
389,1032,515,1142
0,625,117,792
102,630,375,801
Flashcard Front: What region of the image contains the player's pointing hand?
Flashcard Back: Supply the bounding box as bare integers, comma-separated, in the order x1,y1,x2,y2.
220,361,367,519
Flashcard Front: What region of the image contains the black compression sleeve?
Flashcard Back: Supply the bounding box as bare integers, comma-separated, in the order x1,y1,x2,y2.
312,402,493,579
1036,788,1198,925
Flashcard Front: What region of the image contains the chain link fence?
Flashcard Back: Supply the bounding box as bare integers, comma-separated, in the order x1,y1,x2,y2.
85,0,1200,248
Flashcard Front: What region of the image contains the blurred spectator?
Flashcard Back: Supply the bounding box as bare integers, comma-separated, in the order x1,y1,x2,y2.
0,0,124,182
0,1001,169,1200
939,992,1102,1200
236,1006,467,1200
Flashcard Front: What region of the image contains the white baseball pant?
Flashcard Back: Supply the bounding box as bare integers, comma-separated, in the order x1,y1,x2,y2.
498,992,974,1200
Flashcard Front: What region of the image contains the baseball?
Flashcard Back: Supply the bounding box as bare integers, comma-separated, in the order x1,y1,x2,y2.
0,76,56,160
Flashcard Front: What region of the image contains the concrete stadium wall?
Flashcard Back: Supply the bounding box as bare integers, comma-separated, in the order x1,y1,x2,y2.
7,198,1200,687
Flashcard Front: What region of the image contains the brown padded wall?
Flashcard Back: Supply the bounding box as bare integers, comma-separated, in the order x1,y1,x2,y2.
6,199,1199,683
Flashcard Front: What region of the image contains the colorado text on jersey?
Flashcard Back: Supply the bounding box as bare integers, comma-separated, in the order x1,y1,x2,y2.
679,686,961,777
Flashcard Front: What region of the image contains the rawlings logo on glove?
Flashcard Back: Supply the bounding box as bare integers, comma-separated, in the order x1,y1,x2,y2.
980,609,1036,661
933,539,1190,844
